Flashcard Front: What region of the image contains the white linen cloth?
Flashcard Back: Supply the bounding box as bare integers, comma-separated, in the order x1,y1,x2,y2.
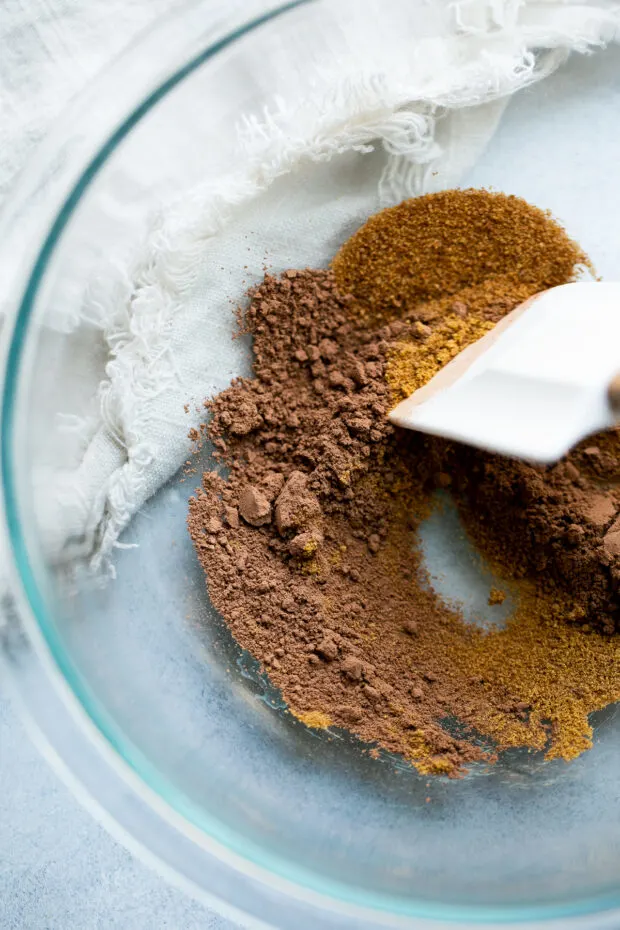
3,0,620,569
0,0,176,202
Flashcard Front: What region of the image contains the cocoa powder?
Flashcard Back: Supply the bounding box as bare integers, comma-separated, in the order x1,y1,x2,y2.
189,269,491,776
188,193,620,777
446,440,620,635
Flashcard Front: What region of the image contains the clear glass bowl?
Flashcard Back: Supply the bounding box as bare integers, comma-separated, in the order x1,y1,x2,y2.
2,2,620,927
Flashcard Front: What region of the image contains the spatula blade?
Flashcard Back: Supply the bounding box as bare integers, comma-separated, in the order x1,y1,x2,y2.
389,282,620,463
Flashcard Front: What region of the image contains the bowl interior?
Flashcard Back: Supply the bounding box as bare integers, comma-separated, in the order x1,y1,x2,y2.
7,4,620,922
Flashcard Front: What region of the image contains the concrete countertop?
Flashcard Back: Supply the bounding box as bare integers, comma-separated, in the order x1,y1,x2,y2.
0,696,234,929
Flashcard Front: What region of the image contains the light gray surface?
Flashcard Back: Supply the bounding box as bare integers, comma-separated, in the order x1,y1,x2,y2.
0,692,235,929
0,5,239,926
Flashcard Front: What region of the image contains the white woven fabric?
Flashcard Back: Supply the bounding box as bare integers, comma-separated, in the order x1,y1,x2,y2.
8,0,620,569
0,0,177,202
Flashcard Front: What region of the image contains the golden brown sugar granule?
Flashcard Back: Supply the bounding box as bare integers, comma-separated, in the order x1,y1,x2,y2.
332,188,587,317
488,587,506,606
335,190,588,404
385,277,540,401
387,310,494,402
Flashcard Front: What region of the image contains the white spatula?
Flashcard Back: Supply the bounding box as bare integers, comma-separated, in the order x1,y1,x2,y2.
388,282,620,463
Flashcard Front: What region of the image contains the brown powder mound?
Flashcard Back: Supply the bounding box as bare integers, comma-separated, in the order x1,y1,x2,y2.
189,263,620,777
446,439,620,635
331,189,587,316
189,270,493,776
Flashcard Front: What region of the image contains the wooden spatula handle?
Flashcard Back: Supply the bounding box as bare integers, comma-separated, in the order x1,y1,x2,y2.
608,373,620,414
